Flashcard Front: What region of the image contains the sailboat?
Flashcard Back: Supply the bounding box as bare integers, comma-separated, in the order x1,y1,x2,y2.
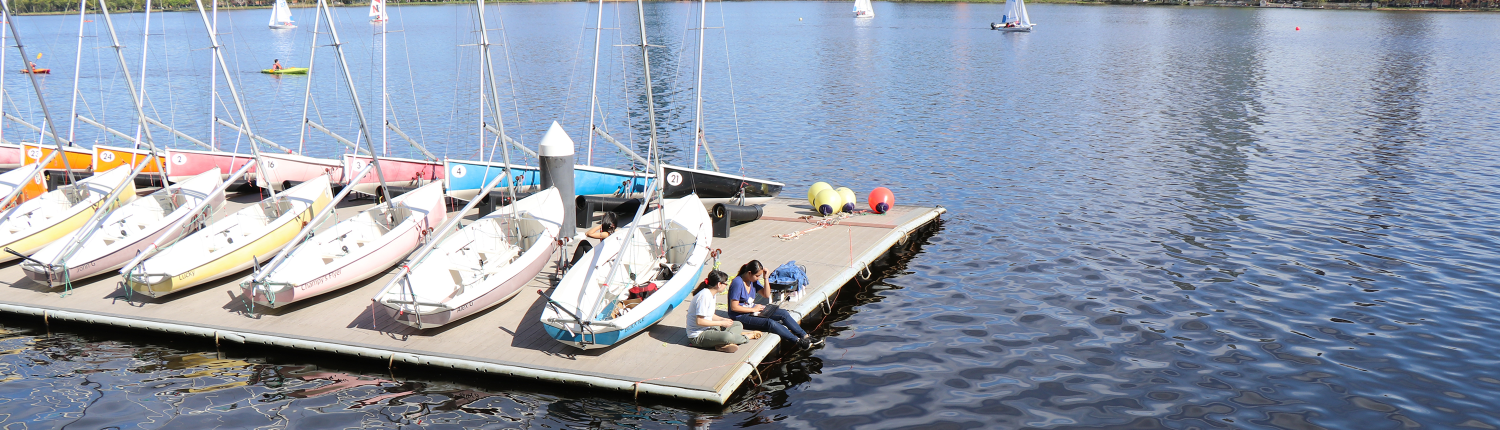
539,0,714,350
268,0,295,29
369,0,388,22
661,0,784,208
240,0,445,310
121,0,337,299
22,169,225,286
124,175,332,298
991,0,1035,32
373,186,560,328
0,165,135,263
372,2,562,330
243,181,445,308
854,0,874,18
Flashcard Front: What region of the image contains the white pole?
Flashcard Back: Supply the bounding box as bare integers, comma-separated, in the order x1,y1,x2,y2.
691,0,705,170
296,1,322,153
584,0,603,166
209,0,217,150
381,15,387,157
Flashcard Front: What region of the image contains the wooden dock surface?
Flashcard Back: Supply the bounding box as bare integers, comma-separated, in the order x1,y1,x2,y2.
0,193,944,404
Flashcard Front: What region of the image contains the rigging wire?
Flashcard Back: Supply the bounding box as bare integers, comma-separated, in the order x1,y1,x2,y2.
395,4,427,153
717,0,747,176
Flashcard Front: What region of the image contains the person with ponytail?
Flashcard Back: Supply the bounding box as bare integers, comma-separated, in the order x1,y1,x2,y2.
729,260,819,350
686,270,746,353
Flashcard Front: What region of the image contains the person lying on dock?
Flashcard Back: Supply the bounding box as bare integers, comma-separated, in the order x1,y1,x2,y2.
567,212,616,270
687,270,747,353
729,260,821,350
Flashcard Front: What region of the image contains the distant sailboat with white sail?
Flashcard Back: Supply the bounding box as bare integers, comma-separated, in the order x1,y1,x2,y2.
854,0,874,18
269,0,295,29
991,0,1034,32
369,0,389,22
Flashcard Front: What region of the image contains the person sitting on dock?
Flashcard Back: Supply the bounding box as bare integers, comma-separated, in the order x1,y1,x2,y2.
567,212,616,270
272,59,284,71
687,270,747,353
729,260,819,350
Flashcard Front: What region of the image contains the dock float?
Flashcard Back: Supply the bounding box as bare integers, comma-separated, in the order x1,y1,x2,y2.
0,194,944,404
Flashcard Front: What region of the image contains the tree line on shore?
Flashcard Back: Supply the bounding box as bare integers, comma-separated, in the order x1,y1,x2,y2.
6,0,1491,15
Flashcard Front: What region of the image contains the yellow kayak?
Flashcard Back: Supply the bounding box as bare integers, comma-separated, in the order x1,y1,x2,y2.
261,67,309,74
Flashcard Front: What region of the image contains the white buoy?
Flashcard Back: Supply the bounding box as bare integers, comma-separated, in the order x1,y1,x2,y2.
539,121,577,238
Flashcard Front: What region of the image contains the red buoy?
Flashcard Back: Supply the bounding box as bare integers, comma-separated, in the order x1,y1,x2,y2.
868,187,894,214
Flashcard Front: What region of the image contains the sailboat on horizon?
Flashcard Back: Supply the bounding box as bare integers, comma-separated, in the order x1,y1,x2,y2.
369,0,389,22
854,0,874,18
269,0,295,29
992,0,1035,32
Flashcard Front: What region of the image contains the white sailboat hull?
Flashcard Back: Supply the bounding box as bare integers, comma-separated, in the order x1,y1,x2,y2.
540,194,713,350
23,169,226,285
375,188,563,329
243,182,447,308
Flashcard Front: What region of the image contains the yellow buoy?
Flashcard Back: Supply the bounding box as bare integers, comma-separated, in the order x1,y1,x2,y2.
807,182,832,206
813,189,841,216
836,187,857,213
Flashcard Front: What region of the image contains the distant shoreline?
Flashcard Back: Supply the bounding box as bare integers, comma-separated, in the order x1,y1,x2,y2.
11,0,1492,16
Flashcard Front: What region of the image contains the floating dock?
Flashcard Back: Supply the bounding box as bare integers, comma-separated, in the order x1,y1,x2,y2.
0,192,944,404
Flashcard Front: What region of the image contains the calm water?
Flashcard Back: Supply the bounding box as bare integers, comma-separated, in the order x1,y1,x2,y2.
3,1,1500,428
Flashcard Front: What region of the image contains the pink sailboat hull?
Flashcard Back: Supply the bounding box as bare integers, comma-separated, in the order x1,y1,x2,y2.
165,149,257,184
0,143,21,169
257,153,344,191
341,154,444,197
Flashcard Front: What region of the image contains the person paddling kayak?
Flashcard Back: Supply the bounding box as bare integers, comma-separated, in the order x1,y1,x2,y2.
272,59,284,71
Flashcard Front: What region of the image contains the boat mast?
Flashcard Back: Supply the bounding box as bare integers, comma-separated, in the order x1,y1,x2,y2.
295,2,322,153
0,0,78,187
66,0,86,143
209,0,217,151
193,0,279,202
315,0,392,204
53,0,174,269
635,0,663,206
97,0,167,177
584,0,604,166
690,0,719,172
381,12,387,157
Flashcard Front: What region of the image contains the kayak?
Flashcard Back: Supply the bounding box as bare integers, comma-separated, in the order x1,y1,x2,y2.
22,69,50,74
261,67,308,75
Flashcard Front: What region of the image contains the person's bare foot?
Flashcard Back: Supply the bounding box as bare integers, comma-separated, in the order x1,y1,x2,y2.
715,344,739,353
745,331,764,340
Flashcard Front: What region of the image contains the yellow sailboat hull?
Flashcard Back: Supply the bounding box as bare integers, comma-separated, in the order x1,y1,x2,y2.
126,180,332,297
0,169,136,263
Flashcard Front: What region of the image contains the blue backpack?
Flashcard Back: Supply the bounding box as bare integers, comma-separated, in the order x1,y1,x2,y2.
767,261,809,292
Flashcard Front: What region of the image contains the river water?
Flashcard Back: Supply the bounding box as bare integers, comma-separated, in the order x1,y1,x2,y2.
3,1,1499,428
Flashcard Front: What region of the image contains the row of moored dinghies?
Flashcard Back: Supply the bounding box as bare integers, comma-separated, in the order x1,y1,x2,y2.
0,0,782,351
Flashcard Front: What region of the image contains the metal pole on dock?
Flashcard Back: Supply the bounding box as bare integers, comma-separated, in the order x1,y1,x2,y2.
539,122,575,239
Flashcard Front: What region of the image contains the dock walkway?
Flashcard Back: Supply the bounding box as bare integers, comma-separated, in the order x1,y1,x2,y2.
0,194,944,404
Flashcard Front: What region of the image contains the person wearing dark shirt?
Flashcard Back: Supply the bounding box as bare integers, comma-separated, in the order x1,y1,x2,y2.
728,260,818,349
567,212,617,270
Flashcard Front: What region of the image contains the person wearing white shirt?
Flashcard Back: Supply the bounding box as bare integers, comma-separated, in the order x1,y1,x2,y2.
686,270,746,353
